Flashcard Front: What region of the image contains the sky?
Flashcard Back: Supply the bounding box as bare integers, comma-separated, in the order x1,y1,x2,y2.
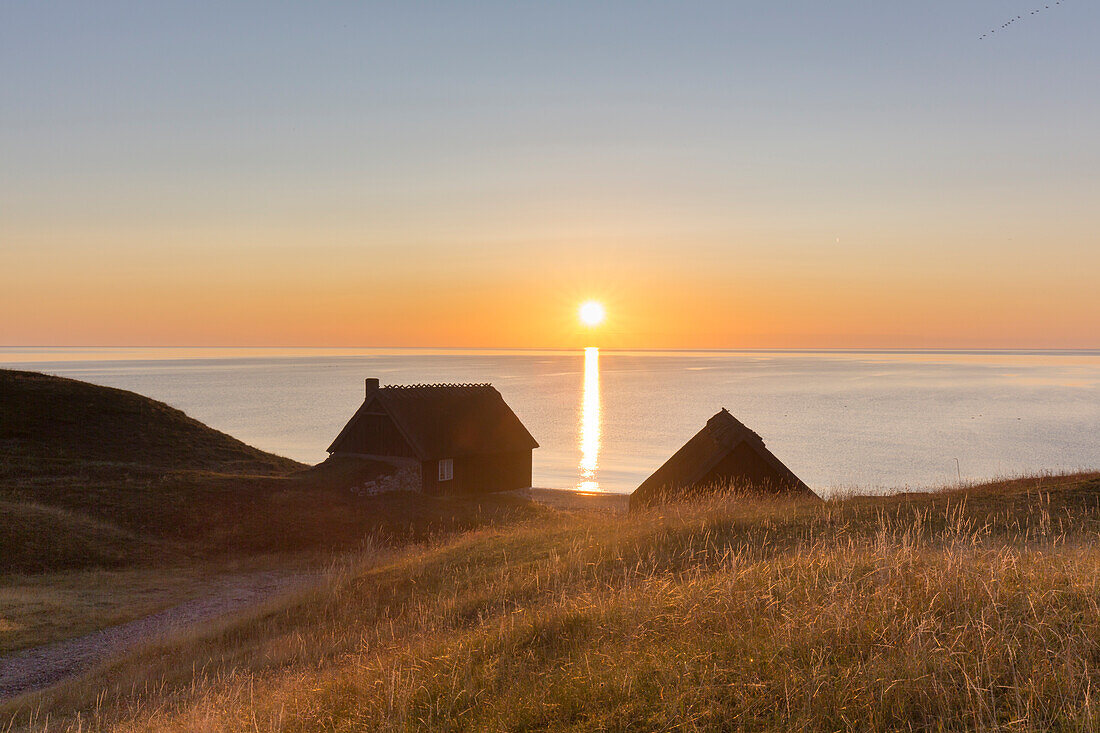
2,1,1098,349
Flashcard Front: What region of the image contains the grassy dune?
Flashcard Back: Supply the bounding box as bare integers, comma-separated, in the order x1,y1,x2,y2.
0,369,298,477
8,472,1100,731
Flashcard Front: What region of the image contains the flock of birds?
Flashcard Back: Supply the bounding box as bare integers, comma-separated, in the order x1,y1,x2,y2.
980,1,1065,39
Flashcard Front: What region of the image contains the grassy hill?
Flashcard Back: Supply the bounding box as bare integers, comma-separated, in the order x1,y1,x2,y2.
0,369,299,477
9,471,1100,731
0,370,542,572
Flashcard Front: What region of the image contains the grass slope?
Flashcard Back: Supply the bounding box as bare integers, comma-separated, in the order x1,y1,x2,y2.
0,500,149,573
9,472,1100,732
0,369,298,477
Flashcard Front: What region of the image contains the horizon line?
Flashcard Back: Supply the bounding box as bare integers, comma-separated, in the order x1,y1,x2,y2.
2,345,1098,355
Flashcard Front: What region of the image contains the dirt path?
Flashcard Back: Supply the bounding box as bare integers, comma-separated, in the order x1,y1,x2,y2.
0,570,317,702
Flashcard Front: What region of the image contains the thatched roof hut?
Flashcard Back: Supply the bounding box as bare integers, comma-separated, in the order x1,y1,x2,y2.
327,378,538,495
630,408,817,509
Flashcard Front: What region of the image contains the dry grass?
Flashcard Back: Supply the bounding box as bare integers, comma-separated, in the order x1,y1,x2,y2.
7,472,1100,732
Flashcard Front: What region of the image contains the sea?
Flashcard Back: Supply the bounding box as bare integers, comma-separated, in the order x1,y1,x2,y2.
2,347,1098,497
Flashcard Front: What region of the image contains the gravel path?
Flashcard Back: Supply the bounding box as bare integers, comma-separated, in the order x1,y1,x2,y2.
0,570,318,702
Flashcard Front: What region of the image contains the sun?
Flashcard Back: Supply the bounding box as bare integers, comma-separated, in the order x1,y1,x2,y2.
579,300,605,327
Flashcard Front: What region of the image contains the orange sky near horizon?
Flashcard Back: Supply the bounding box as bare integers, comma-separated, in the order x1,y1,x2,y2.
3,220,1097,349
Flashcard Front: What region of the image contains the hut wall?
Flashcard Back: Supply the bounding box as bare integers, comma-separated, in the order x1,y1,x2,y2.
421,450,532,495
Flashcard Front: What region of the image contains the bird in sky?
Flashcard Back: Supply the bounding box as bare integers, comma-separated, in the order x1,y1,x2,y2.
980,1,1064,39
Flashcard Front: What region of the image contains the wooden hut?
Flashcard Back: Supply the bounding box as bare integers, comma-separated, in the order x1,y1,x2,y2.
630,408,816,509
327,379,539,495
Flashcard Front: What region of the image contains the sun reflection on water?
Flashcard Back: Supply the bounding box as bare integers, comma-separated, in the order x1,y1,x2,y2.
578,346,601,491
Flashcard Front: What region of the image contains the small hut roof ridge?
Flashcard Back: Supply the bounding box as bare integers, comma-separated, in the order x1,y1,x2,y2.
326,380,538,459
705,407,762,448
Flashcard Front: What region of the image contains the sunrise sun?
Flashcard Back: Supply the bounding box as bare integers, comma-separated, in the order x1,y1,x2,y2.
579,301,606,327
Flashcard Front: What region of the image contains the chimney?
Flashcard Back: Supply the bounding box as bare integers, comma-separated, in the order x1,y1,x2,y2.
365,378,380,397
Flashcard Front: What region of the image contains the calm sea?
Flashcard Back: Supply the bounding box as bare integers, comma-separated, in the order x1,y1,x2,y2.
3,347,1098,496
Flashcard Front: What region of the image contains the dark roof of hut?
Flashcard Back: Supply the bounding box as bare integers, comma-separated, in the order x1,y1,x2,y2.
633,408,813,502
327,382,538,460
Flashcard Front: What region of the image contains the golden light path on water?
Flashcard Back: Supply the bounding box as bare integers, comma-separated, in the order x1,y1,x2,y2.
578,346,601,491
